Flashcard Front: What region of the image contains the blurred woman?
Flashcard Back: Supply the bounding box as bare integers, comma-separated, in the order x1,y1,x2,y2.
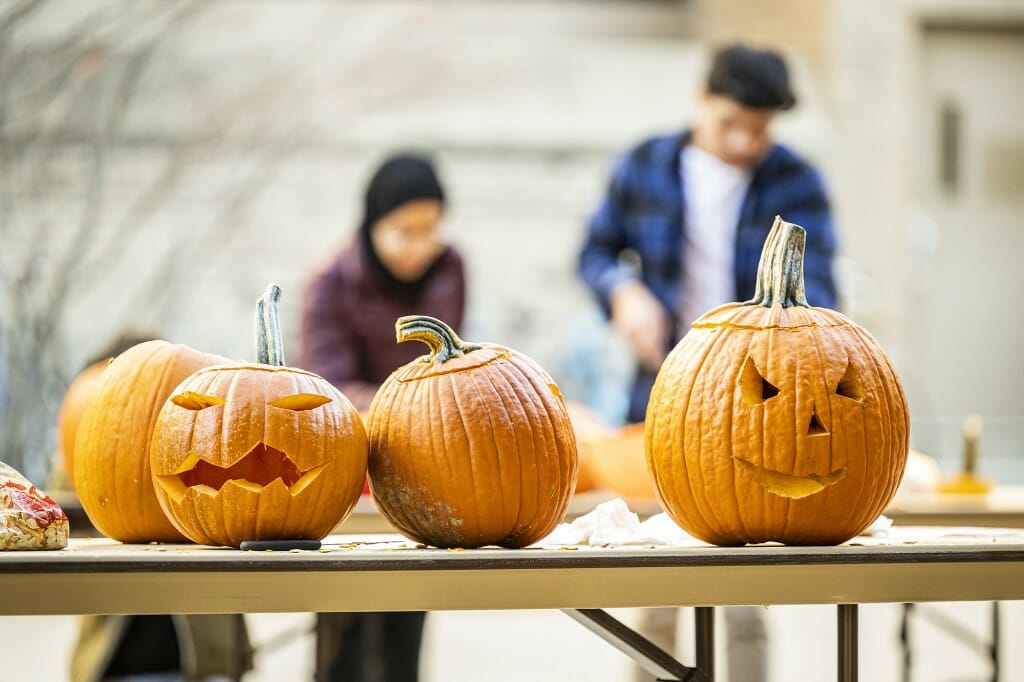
298,152,465,682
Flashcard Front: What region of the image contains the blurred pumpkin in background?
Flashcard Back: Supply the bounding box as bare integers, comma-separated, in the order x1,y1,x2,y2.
151,285,367,548
55,360,107,489
75,340,226,543
367,315,577,548
563,400,614,495
54,334,157,490
646,217,910,546
584,422,657,501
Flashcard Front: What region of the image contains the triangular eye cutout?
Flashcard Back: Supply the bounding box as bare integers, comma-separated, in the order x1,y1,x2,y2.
807,409,829,436
739,356,780,406
268,394,332,411
171,392,226,410
836,362,866,403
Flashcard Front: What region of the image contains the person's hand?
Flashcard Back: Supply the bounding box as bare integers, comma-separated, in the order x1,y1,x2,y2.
610,280,669,371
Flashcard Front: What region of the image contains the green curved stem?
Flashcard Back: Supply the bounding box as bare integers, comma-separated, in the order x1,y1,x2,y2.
395,315,480,364
254,283,286,366
744,216,810,308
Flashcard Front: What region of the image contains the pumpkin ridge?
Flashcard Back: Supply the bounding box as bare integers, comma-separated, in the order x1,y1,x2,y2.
507,354,572,546
381,367,419,540
833,327,889,537
685,323,739,542
488,361,531,544
424,362,454,541
757,325,779,544
446,371,481,544
140,345,200,540
717,331,751,541
466,370,511,542
851,324,907,536
506,358,546,546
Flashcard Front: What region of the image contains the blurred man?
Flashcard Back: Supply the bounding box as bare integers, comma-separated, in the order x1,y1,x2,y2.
577,44,838,682
579,43,837,424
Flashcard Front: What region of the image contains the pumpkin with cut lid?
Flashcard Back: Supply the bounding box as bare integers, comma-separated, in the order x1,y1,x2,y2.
150,285,368,547
367,316,577,548
645,217,910,546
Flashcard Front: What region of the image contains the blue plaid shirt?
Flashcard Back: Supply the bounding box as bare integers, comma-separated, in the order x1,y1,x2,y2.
578,131,838,420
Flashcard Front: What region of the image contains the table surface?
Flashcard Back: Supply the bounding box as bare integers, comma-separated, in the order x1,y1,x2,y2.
3,527,1024,617
883,486,1024,526
52,486,1024,537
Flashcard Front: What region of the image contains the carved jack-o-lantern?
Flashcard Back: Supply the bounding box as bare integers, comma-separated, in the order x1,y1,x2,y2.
646,218,909,546
151,285,368,547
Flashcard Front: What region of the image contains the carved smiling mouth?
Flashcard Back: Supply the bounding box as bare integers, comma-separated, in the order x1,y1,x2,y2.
733,457,847,499
156,442,328,502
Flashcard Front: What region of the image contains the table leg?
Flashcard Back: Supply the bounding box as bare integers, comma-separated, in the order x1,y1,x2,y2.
991,601,1000,682
563,608,709,681
838,604,858,682
900,603,913,682
695,607,714,680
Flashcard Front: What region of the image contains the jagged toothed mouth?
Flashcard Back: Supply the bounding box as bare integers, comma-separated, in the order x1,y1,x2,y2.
156,442,328,502
733,457,847,499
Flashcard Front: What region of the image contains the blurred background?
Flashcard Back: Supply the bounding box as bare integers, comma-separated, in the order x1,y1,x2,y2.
0,0,1022,680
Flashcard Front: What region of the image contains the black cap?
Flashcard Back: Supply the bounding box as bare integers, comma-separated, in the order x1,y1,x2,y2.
361,153,445,232
706,44,796,110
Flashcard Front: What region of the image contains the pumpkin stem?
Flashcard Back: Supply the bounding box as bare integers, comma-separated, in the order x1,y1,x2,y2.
395,315,480,364
255,283,286,366
744,216,810,308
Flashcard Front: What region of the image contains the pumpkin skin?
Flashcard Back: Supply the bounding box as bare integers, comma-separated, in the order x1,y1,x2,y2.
367,316,577,548
56,360,108,488
74,341,226,543
150,285,368,548
646,217,910,546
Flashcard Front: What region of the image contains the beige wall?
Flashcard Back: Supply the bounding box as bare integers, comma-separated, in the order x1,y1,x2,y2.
827,0,1024,474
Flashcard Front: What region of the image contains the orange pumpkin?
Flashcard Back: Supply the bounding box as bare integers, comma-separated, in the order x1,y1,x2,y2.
646,217,909,546
585,423,657,500
367,316,577,548
74,341,226,542
56,360,108,488
150,284,367,547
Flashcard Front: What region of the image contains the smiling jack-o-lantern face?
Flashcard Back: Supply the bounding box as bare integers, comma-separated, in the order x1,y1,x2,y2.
646,219,909,546
150,285,368,547
151,365,367,547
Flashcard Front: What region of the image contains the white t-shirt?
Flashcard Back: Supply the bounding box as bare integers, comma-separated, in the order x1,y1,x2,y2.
679,144,753,328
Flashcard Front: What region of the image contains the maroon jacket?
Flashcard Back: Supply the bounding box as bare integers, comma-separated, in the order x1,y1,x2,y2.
298,241,466,410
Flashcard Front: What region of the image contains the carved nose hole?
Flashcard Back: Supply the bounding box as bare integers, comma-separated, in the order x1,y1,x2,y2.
808,409,829,436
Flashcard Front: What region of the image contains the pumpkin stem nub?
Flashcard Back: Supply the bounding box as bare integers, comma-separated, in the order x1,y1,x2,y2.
745,216,810,309
395,315,480,364
255,283,286,366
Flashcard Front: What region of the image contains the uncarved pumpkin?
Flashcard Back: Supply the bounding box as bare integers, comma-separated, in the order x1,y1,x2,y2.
585,423,657,500
74,341,227,543
367,316,578,548
56,360,108,488
646,217,910,546
150,284,368,547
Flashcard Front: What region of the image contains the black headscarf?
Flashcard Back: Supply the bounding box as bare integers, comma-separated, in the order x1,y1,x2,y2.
358,153,447,303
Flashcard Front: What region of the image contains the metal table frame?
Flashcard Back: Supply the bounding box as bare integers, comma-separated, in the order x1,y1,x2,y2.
2,534,1023,682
